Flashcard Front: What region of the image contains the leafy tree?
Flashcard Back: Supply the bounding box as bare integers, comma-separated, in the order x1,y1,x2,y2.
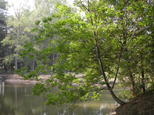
17,0,125,106
1,0,65,72
112,0,154,97
2,3,32,70
17,0,154,107
31,0,68,71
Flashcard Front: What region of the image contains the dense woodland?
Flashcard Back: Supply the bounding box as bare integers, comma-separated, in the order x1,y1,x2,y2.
0,0,61,72
0,0,154,109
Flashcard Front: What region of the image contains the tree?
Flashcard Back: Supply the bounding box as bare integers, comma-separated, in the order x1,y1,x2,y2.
2,2,31,70
31,0,68,72
112,0,154,97
29,0,58,71
0,0,8,72
17,0,154,107
1,0,65,72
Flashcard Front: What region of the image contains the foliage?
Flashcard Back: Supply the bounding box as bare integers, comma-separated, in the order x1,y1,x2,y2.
16,0,154,108
1,0,62,71
114,0,154,96
0,0,8,72
1,3,32,70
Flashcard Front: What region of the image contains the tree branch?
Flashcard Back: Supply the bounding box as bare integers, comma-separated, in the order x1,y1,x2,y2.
111,42,124,89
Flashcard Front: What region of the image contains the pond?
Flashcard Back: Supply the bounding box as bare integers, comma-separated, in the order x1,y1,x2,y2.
0,81,121,115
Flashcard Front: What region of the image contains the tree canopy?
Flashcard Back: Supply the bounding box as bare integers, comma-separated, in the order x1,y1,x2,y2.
15,0,154,108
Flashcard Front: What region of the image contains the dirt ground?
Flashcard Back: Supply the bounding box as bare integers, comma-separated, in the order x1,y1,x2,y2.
116,89,154,115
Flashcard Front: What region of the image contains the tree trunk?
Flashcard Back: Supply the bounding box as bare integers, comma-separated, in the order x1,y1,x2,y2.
4,64,7,73
32,60,35,71
94,39,125,105
108,85,125,105
15,53,18,70
129,70,136,96
15,26,19,70
11,64,14,73
141,69,145,93
52,53,54,72
86,0,126,105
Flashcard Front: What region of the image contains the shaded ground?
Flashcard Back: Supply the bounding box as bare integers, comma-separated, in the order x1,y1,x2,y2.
116,89,154,115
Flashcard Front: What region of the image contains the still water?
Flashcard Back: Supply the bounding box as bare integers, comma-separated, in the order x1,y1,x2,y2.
0,81,119,115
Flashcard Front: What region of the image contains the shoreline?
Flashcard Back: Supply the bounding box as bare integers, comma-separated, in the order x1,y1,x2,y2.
0,74,118,87
0,74,49,84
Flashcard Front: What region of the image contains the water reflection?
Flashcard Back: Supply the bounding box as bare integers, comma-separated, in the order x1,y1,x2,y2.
0,81,118,115
0,81,5,96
